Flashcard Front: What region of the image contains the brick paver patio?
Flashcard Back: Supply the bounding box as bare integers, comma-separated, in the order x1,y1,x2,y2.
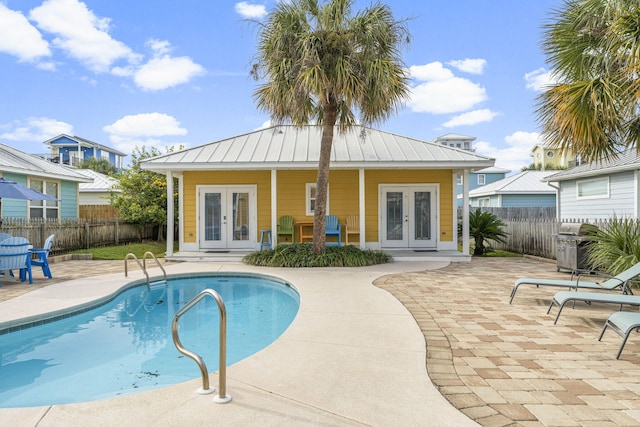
375,257,640,426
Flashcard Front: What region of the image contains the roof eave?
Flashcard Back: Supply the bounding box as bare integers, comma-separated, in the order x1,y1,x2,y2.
141,160,495,172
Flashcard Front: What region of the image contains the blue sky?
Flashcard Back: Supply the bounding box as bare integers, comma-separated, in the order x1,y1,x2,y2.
0,0,562,171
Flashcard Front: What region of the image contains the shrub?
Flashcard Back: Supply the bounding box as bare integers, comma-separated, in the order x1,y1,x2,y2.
467,209,508,256
243,243,390,267
586,218,640,275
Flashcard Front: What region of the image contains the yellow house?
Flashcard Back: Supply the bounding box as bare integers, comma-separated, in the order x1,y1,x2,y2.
141,125,494,261
530,144,576,169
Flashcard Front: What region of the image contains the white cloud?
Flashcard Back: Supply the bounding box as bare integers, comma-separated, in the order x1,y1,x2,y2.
134,40,205,91
475,131,543,171
408,61,487,114
29,0,140,73
409,62,454,81
103,113,189,154
103,113,187,137
525,67,558,91
442,109,501,127
0,4,51,62
0,117,73,142
447,58,486,75
235,2,267,19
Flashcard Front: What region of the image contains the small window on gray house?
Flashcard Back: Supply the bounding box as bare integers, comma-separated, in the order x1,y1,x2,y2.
577,177,609,199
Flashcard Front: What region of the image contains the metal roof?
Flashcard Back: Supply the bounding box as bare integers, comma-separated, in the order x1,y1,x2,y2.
0,143,92,182
77,169,120,193
141,125,494,171
544,150,640,182
469,170,557,197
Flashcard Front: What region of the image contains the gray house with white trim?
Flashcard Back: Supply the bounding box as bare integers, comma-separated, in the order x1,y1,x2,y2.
544,150,640,220
469,170,557,208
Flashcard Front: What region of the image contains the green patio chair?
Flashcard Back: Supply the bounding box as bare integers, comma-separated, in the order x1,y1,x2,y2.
599,311,640,359
277,215,295,243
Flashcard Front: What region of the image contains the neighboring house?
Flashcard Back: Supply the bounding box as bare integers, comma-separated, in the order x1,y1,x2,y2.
0,143,92,219
434,133,476,151
140,125,494,259
530,143,576,169
77,169,120,205
544,150,640,221
42,134,126,170
456,166,510,206
469,170,557,208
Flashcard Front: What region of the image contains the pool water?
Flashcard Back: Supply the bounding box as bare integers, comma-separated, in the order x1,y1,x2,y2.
0,274,299,408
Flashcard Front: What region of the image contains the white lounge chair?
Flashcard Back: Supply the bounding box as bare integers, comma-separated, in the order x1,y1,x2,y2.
598,311,640,359
547,291,640,324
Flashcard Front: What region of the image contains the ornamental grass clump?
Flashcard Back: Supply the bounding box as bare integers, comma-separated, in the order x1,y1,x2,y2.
243,243,390,267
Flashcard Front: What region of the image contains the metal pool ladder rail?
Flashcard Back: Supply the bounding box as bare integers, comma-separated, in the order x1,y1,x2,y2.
124,252,167,289
171,289,232,404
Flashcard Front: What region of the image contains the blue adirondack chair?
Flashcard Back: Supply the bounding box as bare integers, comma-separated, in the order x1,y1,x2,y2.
30,234,54,279
0,237,32,285
325,215,341,246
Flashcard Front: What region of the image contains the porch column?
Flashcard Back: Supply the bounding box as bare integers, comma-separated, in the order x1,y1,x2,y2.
271,169,277,249
359,168,365,248
166,170,174,257
462,170,470,256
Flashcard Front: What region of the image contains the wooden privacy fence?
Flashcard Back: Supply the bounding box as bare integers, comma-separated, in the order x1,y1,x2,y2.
488,218,611,259
0,218,154,254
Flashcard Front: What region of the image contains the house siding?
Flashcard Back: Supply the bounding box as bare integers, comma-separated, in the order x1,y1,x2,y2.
559,170,636,219
0,173,28,217
502,194,556,208
60,181,79,218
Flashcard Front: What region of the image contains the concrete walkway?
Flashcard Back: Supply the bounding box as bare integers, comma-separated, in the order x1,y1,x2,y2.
1,256,640,426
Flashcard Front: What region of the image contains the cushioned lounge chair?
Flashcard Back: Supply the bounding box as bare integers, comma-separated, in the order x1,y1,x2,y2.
509,262,640,303
547,291,640,324
598,311,640,359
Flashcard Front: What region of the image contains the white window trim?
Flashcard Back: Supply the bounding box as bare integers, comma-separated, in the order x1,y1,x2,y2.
28,178,60,219
576,176,610,200
306,183,329,216
477,174,486,185
478,197,491,207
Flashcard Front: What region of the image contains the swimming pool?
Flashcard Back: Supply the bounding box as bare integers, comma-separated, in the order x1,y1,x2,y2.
0,273,299,408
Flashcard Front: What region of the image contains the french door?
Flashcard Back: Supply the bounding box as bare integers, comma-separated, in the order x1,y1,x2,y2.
380,185,437,249
198,186,256,249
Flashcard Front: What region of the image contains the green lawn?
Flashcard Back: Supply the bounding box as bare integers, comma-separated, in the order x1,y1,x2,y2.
70,241,168,260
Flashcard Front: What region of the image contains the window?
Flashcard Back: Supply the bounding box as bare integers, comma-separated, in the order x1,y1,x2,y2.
306,183,329,216
456,175,463,185
477,174,486,185
546,150,555,158
478,197,490,207
577,177,609,199
29,179,59,219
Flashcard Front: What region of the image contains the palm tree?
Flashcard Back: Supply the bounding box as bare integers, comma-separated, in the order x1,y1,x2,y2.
536,0,640,162
468,209,508,256
251,0,411,253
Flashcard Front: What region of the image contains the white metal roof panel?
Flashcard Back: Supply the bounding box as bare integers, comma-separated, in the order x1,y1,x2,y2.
0,143,92,182
470,170,556,197
544,150,640,182
141,125,494,171
77,169,121,193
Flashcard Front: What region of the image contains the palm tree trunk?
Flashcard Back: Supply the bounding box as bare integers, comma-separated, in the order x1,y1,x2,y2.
312,104,337,254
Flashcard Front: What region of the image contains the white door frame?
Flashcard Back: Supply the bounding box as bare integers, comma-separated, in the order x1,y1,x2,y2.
197,185,257,250
379,184,438,249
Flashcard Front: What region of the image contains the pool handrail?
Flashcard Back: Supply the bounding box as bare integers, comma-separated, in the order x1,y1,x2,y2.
171,288,232,404
124,252,167,290
142,251,167,284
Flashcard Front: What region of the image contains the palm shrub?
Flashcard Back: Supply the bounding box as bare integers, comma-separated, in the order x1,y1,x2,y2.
586,218,640,275
468,209,508,256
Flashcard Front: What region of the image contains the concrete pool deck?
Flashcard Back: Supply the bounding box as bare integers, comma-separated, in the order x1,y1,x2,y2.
3,257,640,426
0,259,476,427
